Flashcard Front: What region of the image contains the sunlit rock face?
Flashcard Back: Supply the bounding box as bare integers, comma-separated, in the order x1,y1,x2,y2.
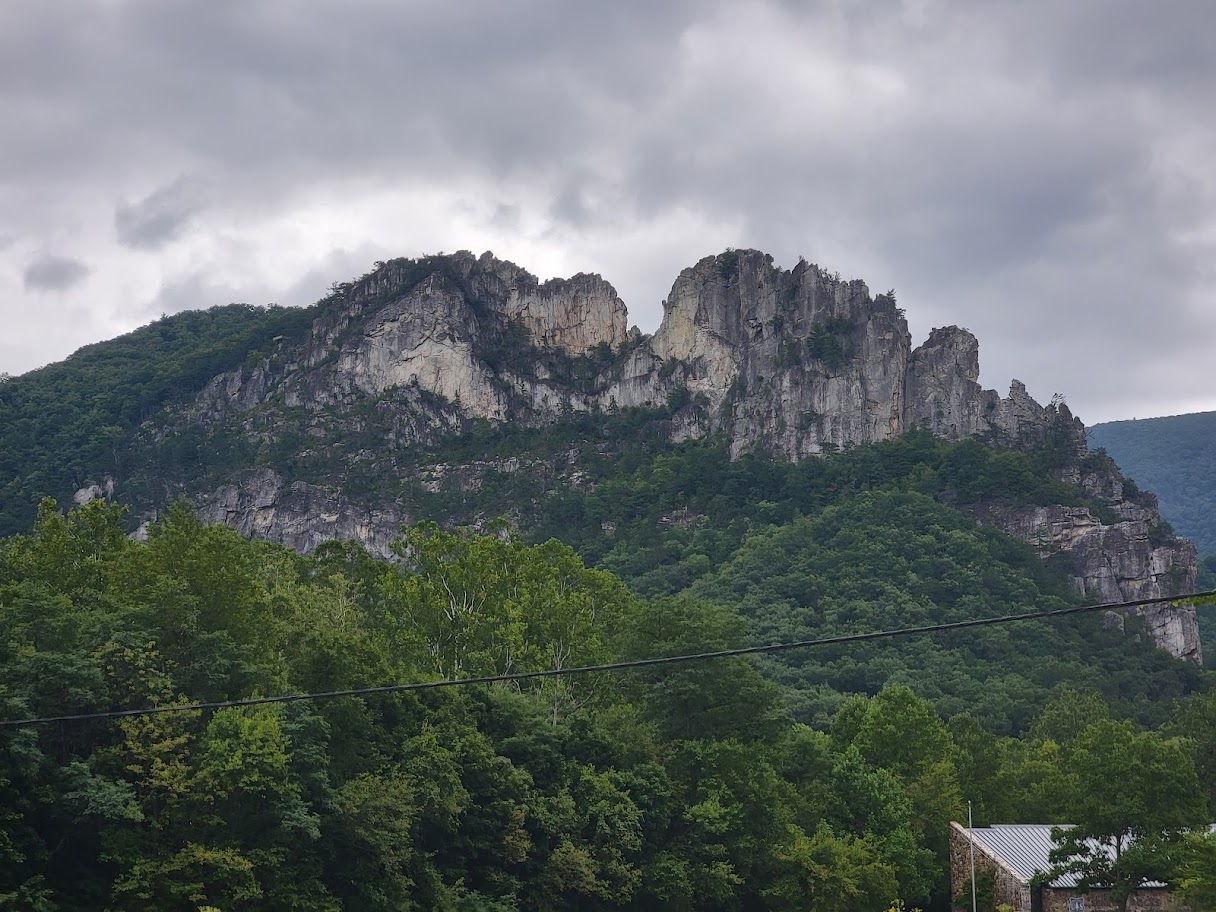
650,251,910,458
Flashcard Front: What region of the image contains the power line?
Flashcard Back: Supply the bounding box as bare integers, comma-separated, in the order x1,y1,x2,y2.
2,589,1212,729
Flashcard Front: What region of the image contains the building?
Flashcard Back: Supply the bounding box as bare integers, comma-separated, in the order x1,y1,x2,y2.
948,823,1178,912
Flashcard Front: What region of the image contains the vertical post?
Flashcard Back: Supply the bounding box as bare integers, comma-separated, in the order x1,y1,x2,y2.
969,800,977,912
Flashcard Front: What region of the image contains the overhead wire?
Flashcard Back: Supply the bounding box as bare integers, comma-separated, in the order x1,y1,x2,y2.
2,589,1213,728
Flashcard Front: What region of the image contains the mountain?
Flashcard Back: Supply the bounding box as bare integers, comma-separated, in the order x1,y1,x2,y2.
1087,411,1216,554
0,249,1204,663
4,248,1215,910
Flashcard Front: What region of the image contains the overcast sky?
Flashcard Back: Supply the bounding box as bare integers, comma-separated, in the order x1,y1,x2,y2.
2,0,1213,424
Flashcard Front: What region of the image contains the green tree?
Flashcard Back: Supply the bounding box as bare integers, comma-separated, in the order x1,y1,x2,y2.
383,523,637,720
1170,690,1216,813
1047,720,1207,912
762,824,898,912
1176,830,1216,911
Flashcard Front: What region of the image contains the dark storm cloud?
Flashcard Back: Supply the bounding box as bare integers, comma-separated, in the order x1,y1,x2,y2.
0,0,1213,420
22,255,90,291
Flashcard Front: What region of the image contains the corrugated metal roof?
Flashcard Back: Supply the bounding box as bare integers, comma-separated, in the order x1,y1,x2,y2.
964,824,1167,889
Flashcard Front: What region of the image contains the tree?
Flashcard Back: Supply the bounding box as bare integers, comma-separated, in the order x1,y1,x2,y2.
1171,689,1216,813
623,595,790,743
383,522,637,721
762,824,898,912
1046,720,1207,912
1176,830,1216,911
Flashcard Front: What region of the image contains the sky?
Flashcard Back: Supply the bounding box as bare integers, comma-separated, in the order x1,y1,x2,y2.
2,0,1214,425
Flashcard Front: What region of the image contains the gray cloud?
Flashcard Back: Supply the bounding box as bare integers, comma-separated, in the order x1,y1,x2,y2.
115,177,210,249
0,0,1213,423
22,255,90,291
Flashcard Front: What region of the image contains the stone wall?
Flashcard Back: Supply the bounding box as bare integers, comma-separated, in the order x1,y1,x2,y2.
949,823,1033,911
1041,886,1179,912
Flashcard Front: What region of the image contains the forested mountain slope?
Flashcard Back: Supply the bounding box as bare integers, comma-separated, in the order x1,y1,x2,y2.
0,249,1089,539
1088,411,1216,553
0,250,1202,661
1,501,1212,910
0,302,321,538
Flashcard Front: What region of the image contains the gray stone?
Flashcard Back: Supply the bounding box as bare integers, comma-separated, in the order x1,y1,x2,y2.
134,248,1200,662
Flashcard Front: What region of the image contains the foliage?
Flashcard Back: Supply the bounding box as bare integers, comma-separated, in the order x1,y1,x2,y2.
805,316,857,370
0,501,942,911
1,500,1213,910
716,249,741,282
1196,557,1216,663
1176,830,1216,911
1044,720,1208,912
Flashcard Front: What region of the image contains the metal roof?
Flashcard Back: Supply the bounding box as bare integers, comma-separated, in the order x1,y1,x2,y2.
964,824,1166,889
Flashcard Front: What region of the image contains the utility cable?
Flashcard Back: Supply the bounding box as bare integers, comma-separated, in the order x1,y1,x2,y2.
2,589,1213,729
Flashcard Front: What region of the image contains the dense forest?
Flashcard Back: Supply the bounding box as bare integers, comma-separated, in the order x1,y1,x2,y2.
1088,412,1216,554
384,414,1211,676
2,501,1214,911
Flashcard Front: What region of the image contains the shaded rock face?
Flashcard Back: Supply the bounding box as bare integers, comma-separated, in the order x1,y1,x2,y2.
198,468,409,561
980,472,1202,663
141,247,1199,662
905,327,994,439
905,327,1086,449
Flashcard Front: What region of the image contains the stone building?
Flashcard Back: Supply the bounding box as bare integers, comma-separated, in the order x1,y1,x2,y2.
948,823,1178,912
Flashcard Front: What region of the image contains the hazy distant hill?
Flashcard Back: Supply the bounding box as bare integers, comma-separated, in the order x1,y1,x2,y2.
1088,411,1216,554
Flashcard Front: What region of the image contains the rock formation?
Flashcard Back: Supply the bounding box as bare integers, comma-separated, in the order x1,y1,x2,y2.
198,468,409,560
980,491,1201,663
191,249,1081,459
649,253,910,458
118,248,1201,661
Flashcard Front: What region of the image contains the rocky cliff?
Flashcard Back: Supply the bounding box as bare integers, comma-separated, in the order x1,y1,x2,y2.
115,248,1200,661
189,249,1085,458
978,466,1201,663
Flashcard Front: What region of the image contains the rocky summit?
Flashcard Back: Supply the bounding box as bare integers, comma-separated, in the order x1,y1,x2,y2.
71,248,1200,662
191,249,1079,455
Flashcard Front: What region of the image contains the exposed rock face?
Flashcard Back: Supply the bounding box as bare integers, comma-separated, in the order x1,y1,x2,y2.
73,476,115,505
905,327,1086,449
496,274,629,354
120,247,1200,662
651,253,910,458
645,253,1081,458
198,468,408,560
905,327,993,439
980,470,1202,662
191,249,1077,460
192,251,629,430
360,251,630,354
